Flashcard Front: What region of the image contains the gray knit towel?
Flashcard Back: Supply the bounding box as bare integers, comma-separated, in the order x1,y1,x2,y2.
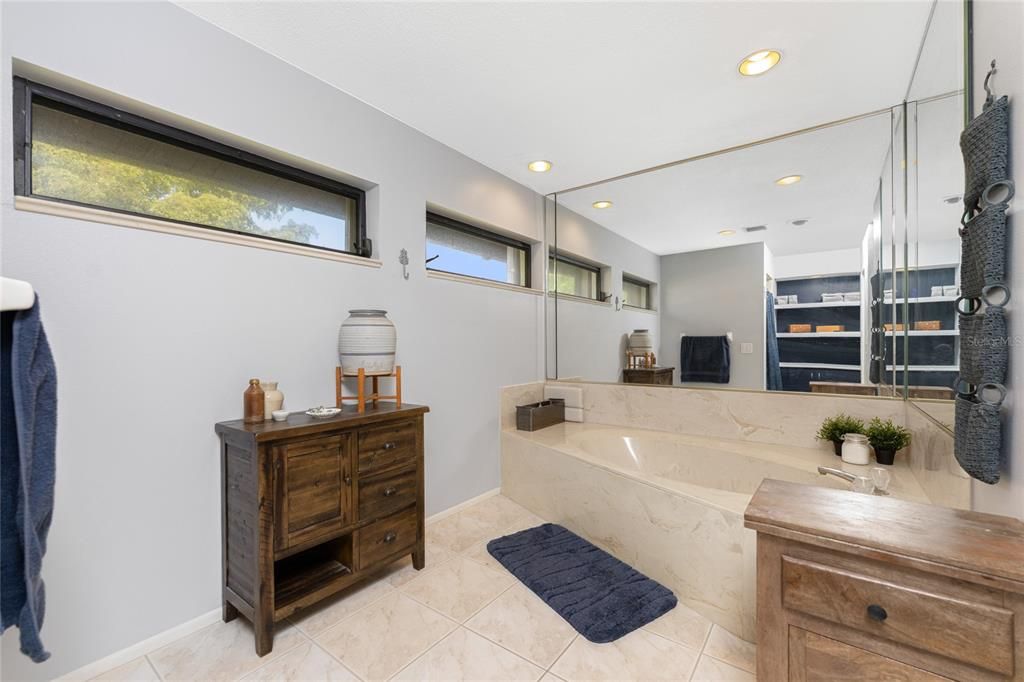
959,306,1008,385
960,203,1007,298
960,96,1009,213
954,394,1002,485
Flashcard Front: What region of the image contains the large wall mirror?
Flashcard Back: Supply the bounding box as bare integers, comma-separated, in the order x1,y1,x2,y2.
544,0,966,426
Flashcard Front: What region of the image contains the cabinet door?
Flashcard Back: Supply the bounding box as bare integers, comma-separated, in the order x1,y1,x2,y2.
788,628,952,682
275,434,354,552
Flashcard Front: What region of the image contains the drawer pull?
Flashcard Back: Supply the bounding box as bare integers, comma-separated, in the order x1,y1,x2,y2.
867,604,888,622
383,531,398,544
383,486,398,497
383,442,397,451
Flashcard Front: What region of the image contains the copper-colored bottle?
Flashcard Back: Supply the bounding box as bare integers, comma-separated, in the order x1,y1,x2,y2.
243,378,265,424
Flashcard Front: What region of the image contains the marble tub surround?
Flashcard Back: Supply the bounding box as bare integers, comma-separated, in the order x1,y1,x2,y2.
499,381,544,430
550,380,905,450
84,493,753,682
507,380,969,509
905,401,970,509
502,427,758,640
501,422,931,641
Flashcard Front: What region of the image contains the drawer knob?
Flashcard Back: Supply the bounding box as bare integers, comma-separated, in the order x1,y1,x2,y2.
383,442,397,451
383,486,398,497
383,531,398,544
867,604,888,622
343,475,352,485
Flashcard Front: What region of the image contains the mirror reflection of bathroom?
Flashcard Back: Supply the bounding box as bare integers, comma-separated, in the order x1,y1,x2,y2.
546,0,964,422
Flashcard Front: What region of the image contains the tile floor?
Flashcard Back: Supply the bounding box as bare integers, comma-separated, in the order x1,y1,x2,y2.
91,494,756,681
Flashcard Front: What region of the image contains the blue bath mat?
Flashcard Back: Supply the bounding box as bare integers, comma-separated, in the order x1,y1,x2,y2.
487,523,677,643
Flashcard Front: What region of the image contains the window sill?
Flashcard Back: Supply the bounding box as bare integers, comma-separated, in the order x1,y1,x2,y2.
426,269,542,296
623,304,658,315
13,196,383,268
547,292,612,308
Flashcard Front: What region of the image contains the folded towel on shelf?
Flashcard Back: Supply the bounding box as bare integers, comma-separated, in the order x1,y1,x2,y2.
679,335,730,383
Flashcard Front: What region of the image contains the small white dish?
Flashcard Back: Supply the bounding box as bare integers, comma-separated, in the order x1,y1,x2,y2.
271,410,289,422
305,406,341,419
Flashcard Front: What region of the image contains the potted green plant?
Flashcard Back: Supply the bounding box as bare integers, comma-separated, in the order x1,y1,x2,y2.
816,414,866,456
866,417,912,465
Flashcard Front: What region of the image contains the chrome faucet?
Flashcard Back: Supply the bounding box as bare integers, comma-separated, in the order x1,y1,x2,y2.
818,465,890,495
817,466,857,483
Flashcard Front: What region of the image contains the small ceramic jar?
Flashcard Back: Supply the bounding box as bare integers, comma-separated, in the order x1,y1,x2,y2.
840,433,871,465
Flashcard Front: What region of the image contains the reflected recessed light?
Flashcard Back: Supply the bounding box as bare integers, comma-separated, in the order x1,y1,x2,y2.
942,194,962,204
592,200,613,209
791,218,810,226
739,49,782,76
775,174,802,186
528,160,552,173
719,229,736,236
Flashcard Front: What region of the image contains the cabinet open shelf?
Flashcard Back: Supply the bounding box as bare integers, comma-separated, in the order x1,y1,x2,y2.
777,331,860,338
776,301,860,309
274,536,353,611
780,362,861,371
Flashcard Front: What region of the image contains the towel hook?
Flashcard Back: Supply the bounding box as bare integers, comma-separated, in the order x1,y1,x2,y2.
399,248,410,280
983,59,997,109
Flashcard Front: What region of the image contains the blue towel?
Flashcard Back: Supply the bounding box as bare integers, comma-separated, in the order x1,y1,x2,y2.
679,335,730,383
1,296,57,663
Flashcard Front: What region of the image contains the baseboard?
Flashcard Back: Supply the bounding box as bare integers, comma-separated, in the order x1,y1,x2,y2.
55,608,221,681
426,487,501,524
57,490,500,681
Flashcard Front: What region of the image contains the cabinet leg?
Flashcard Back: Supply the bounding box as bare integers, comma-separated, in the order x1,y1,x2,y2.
413,544,426,570
222,600,239,623
254,617,274,657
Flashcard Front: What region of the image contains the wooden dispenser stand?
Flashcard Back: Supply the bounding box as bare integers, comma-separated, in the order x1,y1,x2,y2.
336,366,402,413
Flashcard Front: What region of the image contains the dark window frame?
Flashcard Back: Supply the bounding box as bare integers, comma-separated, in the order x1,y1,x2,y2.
12,77,371,257
622,275,652,310
425,211,532,287
548,250,604,301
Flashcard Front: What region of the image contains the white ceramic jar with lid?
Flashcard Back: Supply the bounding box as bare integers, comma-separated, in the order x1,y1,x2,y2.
840,433,872,465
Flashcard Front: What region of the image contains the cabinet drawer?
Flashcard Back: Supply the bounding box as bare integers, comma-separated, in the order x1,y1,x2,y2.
357,421,417,474
275,435,354,551
358,467,417,522
781,556,1015,676
358,508,417,570
790,628,952,681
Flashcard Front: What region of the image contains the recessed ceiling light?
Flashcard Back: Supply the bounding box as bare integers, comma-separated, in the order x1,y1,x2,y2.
719,229,736,236
592,200,613,209
528,160,552,173
791,218,810,226
775,175,802,186
739,49,781,76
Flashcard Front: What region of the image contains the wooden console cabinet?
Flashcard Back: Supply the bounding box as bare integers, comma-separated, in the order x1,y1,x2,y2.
746,479,1024,681
622,366,675,385
216,403,429,655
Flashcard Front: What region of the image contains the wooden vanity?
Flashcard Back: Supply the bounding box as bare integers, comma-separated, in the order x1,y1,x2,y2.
745,479,1024,681
216,403,429,655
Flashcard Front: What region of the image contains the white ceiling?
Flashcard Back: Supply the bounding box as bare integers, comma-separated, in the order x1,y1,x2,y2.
179,1,939,196
557,91,963,257
559,112,896,256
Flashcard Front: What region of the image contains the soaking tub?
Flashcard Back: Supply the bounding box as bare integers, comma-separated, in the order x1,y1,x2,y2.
500,422,930,641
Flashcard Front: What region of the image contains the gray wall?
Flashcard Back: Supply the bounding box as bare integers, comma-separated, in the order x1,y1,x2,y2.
970,0,1024,520
0,2,546,678
659,243,767,390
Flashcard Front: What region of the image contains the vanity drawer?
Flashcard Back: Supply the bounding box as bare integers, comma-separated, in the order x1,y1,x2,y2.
781,556,1015,676
358,507,418,569
357,421,417,474
358,467,417,522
